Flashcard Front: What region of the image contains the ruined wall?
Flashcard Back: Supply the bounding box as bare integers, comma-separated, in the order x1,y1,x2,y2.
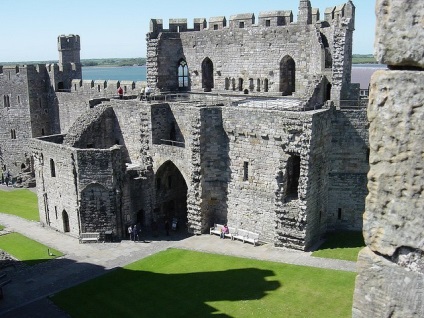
147,1,355,100
0,66,34,176
221,104,330,248
31,137,80,236
328,108,369,231
199,107,230,229
353,1,424,316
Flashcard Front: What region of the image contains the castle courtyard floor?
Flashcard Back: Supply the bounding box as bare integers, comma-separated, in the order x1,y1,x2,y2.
0,187,356,317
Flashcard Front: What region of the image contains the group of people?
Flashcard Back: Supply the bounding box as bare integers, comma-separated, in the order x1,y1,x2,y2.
127,224,141,241
116,86,152,101
1,170,12,187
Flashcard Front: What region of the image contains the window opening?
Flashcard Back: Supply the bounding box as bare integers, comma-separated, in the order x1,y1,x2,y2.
243,161,249,181
201,58,214,92
225,78,230,90
41,128,45,136
286,154,300,197
50,159,56,177
178,60,189,89
338,208,342,220
280,56,296,96
238,78,243,91
266,20,271,27
214,24,218,30
239,21,245,28
10,129,16,139
257,79,261,92
264,79,269,92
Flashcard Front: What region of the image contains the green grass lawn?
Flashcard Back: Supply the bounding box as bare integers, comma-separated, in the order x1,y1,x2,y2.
312,231,365,262
0,232,63,265
0,189,39,221
52,249,356,318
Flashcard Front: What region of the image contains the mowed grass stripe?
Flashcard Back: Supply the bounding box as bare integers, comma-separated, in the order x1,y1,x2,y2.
52,249,356,318
0,232,63,265
0,189,39,221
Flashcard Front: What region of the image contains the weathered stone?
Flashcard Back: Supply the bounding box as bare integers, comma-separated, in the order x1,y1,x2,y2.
374,0,424,68
353,247,424,318
364,70,424,256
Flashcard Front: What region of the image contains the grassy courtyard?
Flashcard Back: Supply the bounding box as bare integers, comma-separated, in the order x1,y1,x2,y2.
52,249,356,318
0,232,63,266
0,189,39,221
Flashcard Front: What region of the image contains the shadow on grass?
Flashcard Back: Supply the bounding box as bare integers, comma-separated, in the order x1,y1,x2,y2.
52,266,280,317
316,231,365,250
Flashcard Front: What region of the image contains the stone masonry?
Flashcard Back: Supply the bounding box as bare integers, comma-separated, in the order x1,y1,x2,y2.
352,0,424,317
2,1,369,251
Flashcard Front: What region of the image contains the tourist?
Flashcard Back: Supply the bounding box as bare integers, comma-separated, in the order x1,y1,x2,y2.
220,224,229,239
128,224,133,240
4,170,11,187
144,86,152,101
133,224,139,241
117,86,123,99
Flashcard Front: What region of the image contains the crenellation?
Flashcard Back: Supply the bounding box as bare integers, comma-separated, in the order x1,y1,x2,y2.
229,13,255,29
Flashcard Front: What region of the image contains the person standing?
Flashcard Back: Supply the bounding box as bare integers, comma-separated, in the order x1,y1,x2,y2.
117,86,124,99
128,224,133,241
133,224,139,241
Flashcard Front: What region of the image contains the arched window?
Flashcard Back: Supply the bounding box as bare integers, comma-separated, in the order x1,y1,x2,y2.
238,78,243,91
201,57,214,92
280,56,296,96
256,79,261,92
178,60,189,89
264,79,269,92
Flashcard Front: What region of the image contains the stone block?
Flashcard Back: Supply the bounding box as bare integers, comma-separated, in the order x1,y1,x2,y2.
375,0,424,68
353,247,424,318
364,70,424,256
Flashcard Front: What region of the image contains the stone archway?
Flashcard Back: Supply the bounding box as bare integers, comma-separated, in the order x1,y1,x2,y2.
280,56,296,96
62,210,70,232
154,161,188,231
201,57,214,92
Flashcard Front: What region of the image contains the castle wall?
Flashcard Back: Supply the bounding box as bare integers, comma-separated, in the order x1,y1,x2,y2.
31,138,80,236
147,1,355,102
0,66,33,176
328,108,369,231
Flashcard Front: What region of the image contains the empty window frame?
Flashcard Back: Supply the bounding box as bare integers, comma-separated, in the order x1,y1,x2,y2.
243,161,249,181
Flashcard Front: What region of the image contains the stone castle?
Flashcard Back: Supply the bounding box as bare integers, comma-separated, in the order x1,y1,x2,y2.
0,0,370,251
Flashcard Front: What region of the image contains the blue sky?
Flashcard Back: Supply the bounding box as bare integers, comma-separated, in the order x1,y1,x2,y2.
1,0,375,62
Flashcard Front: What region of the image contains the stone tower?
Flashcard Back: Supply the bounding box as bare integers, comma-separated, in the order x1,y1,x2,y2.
297,0,312,24
54,34,82,89
58,34,81,65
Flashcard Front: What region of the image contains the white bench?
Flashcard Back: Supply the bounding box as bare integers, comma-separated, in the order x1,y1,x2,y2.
79,232,100,243
233,229,260,246
209,224,236,239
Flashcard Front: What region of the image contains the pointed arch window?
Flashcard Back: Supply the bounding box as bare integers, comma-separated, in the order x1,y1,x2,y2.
178,60,189,89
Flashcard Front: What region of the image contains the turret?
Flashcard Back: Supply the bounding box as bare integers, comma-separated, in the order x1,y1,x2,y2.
58,35,81,65
297,0,312,25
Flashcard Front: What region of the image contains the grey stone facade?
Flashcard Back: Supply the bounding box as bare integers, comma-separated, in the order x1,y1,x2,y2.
2,1,369,251
353,0,424,316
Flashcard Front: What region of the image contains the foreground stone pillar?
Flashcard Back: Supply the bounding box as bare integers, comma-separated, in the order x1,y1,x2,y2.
352,1,424,317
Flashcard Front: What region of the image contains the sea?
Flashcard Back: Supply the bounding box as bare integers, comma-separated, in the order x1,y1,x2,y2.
82,64,386,89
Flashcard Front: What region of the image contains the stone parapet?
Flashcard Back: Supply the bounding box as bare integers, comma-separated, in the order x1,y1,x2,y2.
374,0,424,68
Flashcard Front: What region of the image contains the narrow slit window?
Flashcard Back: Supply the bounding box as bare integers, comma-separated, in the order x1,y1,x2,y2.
338,208,342,220
243,161,249,181
50,159,56,177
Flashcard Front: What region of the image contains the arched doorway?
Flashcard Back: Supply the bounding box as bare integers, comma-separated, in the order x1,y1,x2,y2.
62,210,70,232
201,57,214,92
280,56,296,96
155,161,188,231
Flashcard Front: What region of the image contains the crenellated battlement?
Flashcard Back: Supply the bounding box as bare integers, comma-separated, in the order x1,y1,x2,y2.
149,1,354,36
